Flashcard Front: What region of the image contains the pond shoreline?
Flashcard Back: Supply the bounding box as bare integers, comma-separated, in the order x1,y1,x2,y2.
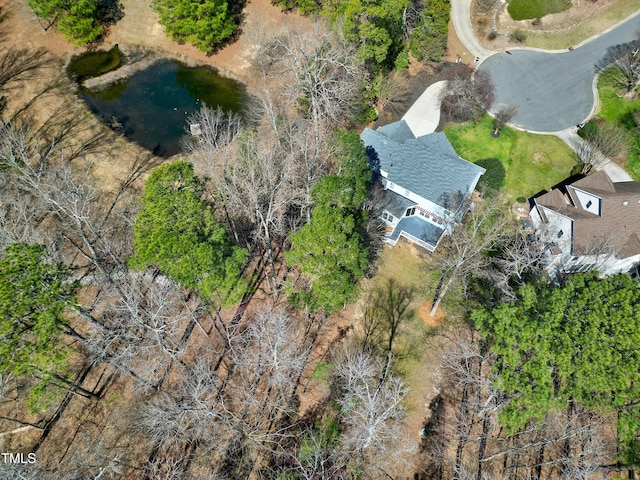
81,49,162,91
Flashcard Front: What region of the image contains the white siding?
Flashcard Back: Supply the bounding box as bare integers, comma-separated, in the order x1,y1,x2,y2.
537,206,574,255
571,188,601,215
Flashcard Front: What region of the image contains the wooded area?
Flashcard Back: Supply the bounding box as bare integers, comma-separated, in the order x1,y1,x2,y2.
2,0,640,478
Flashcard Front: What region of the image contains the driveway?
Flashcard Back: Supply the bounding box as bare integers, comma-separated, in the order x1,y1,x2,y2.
450,0,491,59
402,81,447,136
478,11,640,133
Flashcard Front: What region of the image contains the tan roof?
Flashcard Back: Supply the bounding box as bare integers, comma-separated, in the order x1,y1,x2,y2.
535,171,640,258
536,189,569,210
570,170,615,193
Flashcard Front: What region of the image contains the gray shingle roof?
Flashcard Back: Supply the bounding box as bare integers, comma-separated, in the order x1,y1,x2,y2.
382,189,416,218
361,120,485,209
389,216,445,247
377,120,415,142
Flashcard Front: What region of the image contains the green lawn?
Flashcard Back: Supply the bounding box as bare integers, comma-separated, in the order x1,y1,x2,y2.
507,0,570,21
445,116,577,199
594,68,640,180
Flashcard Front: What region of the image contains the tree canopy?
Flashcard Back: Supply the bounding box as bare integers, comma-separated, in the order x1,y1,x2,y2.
409,0,450,64
473,273,640,463
151,0,239,52
325,0,409,68
0,243,78,407
285,132,371,314
28,0,103,45
129,161,247,306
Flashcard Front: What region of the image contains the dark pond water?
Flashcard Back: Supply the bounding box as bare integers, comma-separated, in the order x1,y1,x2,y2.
80,60,244,157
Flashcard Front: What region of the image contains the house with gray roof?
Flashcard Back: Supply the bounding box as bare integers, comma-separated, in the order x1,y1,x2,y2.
530,170,640,277
361,120,485,251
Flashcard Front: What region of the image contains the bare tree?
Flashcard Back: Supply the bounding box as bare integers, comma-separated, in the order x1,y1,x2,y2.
598,38,640,93
483,230,545,300
429,200,508,316
440,65,495,122
251,24,365,222
257,23,364,140
199,127,298,295
283,426,350,480
492,105,517,135
570,136,608,174
183,106,242,156
136,307,317,477
83,272,203,390
476,0,501,13
578,121,629,158
331,346,409,475
374,71,412,116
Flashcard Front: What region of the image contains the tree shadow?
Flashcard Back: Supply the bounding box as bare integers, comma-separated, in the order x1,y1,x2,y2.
94,0,124,43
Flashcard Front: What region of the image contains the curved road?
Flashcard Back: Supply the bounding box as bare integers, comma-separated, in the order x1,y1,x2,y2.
477,11,640,132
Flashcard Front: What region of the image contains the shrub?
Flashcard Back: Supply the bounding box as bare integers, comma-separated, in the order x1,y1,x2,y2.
394,46,410,71
476,157,506,195
487,31,497,40
577,120,599,140
511,29,527,43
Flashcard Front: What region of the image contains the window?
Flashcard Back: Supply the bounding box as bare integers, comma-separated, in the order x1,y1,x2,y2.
586,200,592,208
557,230,564,238
406,207,416,217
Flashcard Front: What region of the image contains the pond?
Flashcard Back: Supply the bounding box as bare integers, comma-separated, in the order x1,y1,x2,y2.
79,59,244,157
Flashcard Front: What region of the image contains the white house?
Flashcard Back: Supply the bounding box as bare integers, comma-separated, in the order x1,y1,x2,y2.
361,120,485,251
530,170,640,277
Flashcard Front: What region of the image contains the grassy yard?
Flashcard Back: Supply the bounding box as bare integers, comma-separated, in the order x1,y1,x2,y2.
522,0,640,50
507,0,571,21
594,68,640,180
444,116,577,199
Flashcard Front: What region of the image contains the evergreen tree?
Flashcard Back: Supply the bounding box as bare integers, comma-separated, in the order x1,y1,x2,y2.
325,0,409,68
286,132,371,314
130,162,247,306
0,244,79,408
473,273,640,464
28,0,103,44
151,0,239,52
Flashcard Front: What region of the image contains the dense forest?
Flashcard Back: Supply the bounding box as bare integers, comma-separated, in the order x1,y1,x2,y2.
1,0,640,479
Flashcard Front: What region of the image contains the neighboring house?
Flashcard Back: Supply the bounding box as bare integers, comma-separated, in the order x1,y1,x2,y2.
361,120,485,251
530,170,640,277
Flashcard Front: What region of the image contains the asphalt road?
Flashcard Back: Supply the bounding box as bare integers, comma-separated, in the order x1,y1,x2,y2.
478,11,640,133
